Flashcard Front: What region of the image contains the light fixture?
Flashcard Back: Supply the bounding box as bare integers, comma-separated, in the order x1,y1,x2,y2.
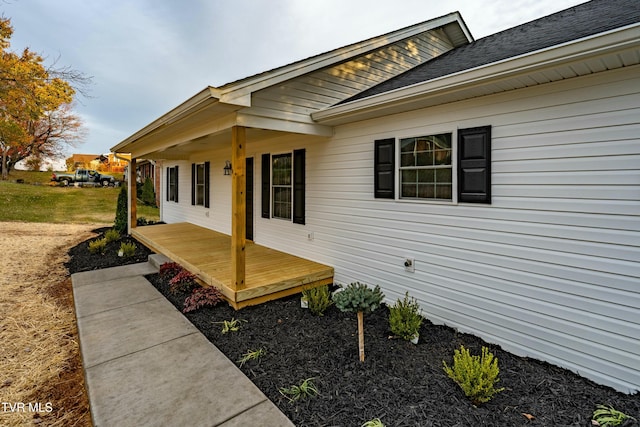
223,160,232,175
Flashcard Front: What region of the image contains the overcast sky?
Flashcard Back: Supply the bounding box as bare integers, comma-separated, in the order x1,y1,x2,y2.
5,0,586,158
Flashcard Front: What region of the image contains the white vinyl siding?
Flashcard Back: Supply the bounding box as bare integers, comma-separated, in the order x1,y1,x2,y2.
158,66,639,393
254,67,640,393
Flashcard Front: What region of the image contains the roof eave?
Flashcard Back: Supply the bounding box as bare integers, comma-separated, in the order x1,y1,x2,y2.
111,86,224,153
312,24,640,125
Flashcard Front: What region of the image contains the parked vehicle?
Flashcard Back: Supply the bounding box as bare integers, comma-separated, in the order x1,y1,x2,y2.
51,169,116,187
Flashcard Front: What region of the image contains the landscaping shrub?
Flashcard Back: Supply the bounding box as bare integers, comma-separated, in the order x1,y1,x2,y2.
159,262,183,280
88,238,107,255
183,286,224,313
113,186,128,234
443,345,504,405
592,404,637,427
118,241,136,258
302,285,333,316
168,269,197,294
333,282,384,361
389,292,423,341
104,228,120,244
279,378,319,403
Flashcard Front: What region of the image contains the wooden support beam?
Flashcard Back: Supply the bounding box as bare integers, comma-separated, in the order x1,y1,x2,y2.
231,126,246,291
129,157,137,233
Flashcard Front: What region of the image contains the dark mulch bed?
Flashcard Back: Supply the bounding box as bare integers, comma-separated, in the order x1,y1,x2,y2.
65,227,154,272
66,229,639,427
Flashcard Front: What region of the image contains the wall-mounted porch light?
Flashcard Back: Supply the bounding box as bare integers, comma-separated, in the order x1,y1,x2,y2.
223,160,232,176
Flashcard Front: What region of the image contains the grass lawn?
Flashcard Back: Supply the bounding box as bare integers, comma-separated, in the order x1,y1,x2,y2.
0,171,159,224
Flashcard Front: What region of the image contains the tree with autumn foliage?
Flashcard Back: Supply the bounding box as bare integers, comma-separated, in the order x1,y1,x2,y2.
0,16,87,178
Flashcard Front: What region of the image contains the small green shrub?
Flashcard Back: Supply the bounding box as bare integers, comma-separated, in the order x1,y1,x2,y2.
389,292,423,341
333,282,384,314
592,404,637,427
279,378,319,403
113,186,128,234
104,228,120,244
333,282,385,362
237,348,266,367
443,345,504,405
160,262,183,280
183,286,224,313
88,238,107,255
216,318,246,334
168,270,197,294
362,418,386,427
118,241,136,257
302,285,333,316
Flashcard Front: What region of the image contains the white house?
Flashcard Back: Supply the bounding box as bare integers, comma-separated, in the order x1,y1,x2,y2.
112,0,640,393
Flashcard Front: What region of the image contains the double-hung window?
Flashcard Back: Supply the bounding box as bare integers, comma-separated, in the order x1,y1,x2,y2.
399,133,452,200
271,153,292,220
191,162,210,208
261,149,305,224
167,166,178,202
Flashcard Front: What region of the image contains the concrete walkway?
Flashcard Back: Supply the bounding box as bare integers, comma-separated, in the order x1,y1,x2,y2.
71,256,294,427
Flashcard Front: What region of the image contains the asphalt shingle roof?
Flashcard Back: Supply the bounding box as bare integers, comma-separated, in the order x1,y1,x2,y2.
342,0,640,104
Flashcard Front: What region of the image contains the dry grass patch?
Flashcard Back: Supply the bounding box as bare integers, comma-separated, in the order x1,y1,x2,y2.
0,222,100,426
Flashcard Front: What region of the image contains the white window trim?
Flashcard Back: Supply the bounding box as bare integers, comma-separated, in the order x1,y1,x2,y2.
395,129,459,205
194,162,206,207
271,152,293,221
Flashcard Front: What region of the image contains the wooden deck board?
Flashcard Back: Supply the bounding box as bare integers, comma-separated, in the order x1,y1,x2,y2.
132,222,333,309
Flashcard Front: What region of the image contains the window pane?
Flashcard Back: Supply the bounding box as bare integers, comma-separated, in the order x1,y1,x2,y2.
272,154,291,186
402,184,417,198
272,187,291,220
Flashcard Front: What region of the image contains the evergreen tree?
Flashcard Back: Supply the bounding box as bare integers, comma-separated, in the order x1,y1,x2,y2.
114,186,128,234
141,177,156,206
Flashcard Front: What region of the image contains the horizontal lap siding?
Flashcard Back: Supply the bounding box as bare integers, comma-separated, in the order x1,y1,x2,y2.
160,148,232,234
249,30,454,121
256,67,639,392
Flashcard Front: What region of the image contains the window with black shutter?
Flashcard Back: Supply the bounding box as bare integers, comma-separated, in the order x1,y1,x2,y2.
374,138,395,199
191,162,210,207
458,126,491,203
261,151,305,224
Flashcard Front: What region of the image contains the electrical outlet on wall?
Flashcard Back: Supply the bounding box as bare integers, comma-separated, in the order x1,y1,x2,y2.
404,257,415,273
307,232,314,241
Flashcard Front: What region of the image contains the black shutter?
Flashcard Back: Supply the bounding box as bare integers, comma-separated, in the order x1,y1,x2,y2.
261,153,270,218
166,167,170,202
374,138,395,199
293,149,305,225
175,166,178,202
191,163,196,205
458,126,491,203
204,161,210,208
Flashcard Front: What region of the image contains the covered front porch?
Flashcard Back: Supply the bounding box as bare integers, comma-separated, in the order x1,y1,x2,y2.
133,222,334,309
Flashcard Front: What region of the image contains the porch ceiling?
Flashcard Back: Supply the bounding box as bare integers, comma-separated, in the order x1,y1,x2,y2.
140,127,289,160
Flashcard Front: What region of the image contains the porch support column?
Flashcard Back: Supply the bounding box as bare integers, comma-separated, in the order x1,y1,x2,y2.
128,157,137,234
231,126,246,291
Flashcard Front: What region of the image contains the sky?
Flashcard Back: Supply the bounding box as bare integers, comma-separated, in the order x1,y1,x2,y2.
4,0,586,160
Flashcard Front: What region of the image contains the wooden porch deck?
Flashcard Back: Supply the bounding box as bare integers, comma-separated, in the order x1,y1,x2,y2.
132,222,334,309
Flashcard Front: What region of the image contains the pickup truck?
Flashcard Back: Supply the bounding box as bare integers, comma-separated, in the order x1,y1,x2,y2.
51,169,116,187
